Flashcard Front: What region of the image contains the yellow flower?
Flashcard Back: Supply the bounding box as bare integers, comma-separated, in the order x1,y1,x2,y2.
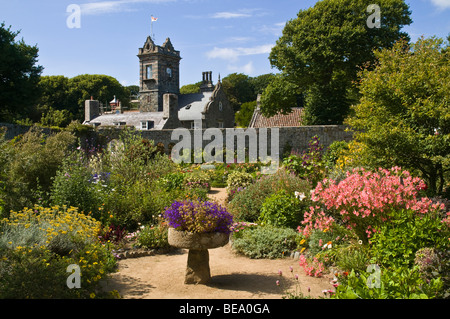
300,247,306,253
90,293,96,299
300,239,306,245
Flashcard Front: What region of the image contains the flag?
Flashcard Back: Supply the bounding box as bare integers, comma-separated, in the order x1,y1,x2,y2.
151,16,158,22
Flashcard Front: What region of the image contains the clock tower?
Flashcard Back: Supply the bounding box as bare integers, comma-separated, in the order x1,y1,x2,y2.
138,36,181,112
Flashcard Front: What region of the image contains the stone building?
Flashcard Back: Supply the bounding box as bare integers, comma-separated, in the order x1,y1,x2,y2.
84,36,234,130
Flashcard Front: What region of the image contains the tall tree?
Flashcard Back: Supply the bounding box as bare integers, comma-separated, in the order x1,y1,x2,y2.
263,0,412,124
0,23,43,122
222,73,255,113
67,74,130,121
347,37,450,196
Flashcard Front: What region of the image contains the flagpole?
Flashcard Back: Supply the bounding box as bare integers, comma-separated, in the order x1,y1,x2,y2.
151,15,154,40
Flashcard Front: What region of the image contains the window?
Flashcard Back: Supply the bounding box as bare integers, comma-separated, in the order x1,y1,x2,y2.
219,102,223,111
141,121,155,130
217,121,224,128
113,121,126,126
146,65,153,79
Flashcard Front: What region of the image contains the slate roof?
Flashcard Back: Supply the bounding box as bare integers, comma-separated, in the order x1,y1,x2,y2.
87,111,168,130
178,91,213,121
249,107,304,128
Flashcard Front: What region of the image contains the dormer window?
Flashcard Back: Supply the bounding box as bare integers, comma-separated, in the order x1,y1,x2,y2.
141,121,154,130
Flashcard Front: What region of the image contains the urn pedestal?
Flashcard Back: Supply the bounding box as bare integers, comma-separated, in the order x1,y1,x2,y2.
168,228,229,284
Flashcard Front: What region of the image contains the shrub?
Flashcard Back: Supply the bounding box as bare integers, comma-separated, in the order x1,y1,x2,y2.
226,171,254,202
0,126,77,214
136,224,170,250
228,168,311,222
0,206,117,298
369,209,450,268
163,199,233,234
301,167,446,242
332,266,444,299
259,190,304,229
282,136,326,187
157,172,186,191
184,171,211,191
231,225,299,259
50,151,107,215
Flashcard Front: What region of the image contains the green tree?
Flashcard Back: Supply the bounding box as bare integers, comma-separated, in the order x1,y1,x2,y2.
235,101,256,127
249,73,276,95
346,37,450,196
265,0,412,124
222,73,255,113
0,23,43,122
67,74,130,121
180,81,202,94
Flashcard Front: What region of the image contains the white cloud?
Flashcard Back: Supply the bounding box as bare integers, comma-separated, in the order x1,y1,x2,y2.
206,44,274,62
80,0,175,16
430,0,450,9
228,61,255,75
211,11,251,19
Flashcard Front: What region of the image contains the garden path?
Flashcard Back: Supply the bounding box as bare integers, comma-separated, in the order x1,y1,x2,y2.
100,188,333,299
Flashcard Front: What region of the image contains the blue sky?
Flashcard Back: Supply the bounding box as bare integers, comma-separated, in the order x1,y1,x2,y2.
1,0,449,87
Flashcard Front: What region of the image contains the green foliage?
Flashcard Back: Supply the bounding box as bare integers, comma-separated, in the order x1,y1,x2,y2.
369,209,450,268
260,74,302,118
323,140,350,170
228,169,310,222
180,82,202,94
157,172,186,191
259,190,304,229
184,171,210,190
333,266,443,299
136,224,170,250
0,206,117,299
235,100,257,127
231,225,299,259
266,0,412,124
0,23,43,122
50,151,105,216
282,136,326,187
0,126,77,215
222,73,256,113
347,37,450,196
226,170,254,190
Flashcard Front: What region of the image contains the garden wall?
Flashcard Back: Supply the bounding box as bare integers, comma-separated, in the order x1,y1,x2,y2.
1,123,354,158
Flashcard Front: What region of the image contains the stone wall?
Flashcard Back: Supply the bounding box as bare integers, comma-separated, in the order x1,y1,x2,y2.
99,125,354,158
1,123,354,160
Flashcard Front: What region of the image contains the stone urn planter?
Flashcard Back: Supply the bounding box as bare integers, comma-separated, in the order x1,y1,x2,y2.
168,227,229,284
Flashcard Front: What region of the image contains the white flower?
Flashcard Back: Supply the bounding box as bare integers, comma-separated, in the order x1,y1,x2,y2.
295,191,306,201
358,240,363,245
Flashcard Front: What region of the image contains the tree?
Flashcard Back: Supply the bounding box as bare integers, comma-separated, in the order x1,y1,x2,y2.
67,74,130,121
180,82,202,94
346,37,450,196
264,0,412,124
0,23,43,122
235,101,257,127
222,73,255,113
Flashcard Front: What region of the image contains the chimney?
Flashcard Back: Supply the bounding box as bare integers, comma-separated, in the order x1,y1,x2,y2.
200,71,214,92
85,99,100,122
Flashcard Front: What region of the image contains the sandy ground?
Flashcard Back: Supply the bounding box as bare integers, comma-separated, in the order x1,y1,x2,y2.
100,188,333,299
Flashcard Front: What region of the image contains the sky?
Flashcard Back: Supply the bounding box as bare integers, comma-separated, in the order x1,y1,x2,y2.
1,0,449,88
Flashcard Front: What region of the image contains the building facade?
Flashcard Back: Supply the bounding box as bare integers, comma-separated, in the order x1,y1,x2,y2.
84,36,234,130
